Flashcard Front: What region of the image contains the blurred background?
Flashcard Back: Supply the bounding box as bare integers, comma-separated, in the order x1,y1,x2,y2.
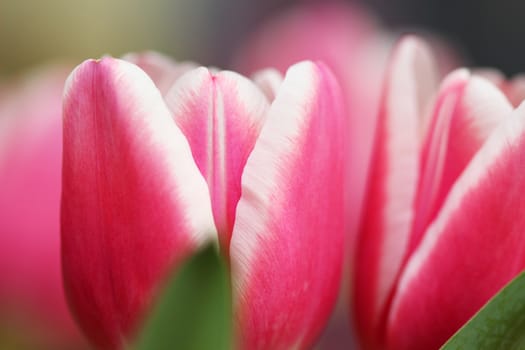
1,0,524,76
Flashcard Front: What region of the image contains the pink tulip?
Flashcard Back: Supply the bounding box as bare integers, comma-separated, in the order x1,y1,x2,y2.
61,53,345,349
353,36,525,350
234,3,392,249
0,66,86,348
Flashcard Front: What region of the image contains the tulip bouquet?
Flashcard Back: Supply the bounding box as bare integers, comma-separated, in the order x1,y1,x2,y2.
61,55,345,350
3,3,525,350
353,37,525,350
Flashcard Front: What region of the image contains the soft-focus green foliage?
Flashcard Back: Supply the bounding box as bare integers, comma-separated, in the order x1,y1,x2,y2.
134,244,232,350
441,271,525,349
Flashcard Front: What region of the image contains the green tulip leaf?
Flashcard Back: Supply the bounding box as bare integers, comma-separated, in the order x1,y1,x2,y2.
133,244,232,350
441,271,525,349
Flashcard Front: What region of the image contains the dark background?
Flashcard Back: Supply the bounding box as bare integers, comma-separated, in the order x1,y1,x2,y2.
213,0,524,75
1,0,523,76
366,0,524,75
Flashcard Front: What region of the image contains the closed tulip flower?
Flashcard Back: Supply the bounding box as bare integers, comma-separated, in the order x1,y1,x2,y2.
61,54,345,350
353,36,525,350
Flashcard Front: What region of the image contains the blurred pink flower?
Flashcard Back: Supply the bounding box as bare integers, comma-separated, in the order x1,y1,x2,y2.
234,3,391,251
0,66,86,348
353,36,525,350
61,54,346,350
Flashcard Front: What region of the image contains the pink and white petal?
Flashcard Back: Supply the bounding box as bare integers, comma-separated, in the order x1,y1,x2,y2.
409,71,512,254
230,61,345,350
123,51,197,95
251,68,283,102
387,102,525,350
62,58,216,349
164,68,269,253
352,36,438,350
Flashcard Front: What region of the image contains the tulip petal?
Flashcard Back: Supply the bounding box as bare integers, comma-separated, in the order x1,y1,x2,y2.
164,68,269,253
387,102,525,350
230,61,345,349
123,51,197,95
61,58,216,349
352,36,437,350
409,71,512,254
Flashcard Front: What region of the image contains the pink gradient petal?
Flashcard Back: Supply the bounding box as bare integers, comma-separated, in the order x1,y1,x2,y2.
164,68,269,253
387,102,525,350
230,61,345,350
61,58,216,349
0,66,85,347
352,37,438,350
409,71,512,254
123,51,197,95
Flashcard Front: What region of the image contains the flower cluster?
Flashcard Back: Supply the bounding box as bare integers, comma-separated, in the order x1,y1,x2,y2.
2,4,525,350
